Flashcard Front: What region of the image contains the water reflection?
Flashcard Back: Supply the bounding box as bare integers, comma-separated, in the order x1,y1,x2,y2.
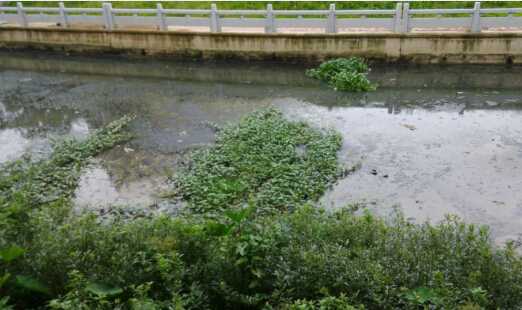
69,118,90,139
0,128,29,162
278,101,522,245
73,163,168,211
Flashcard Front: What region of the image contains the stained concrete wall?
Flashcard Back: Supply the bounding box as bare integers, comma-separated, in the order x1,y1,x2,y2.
3,50,522,89
0,27,521,64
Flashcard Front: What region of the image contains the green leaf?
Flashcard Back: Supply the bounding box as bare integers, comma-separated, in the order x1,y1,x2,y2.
0,246,24,263
236,243,247,257
15,275,50,295
86,282,123,297
404,287,442,305
251,268,264,278
224,209,244,223
0,296,13,309
205,221,232,236
130,300,159,310
0,273,10,288
224,206,253,223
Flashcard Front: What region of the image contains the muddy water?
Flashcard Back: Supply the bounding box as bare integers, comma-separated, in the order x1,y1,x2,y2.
1,51,521,244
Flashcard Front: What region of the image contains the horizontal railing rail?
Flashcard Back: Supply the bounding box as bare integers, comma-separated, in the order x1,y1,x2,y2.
0,2,521,33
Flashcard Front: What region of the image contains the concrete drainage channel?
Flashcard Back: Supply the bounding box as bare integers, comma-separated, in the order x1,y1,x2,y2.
0,51,522,245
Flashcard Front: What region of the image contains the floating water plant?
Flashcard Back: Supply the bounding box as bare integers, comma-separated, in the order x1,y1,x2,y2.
172,108,342,214
307,57,376,92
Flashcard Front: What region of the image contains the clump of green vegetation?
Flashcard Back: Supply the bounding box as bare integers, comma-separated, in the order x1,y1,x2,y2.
0,115,134,208
1,109,522,309
307,57,376,92
172,108,342,214
281,294,362,310
0,116,134,309
4,205,522,309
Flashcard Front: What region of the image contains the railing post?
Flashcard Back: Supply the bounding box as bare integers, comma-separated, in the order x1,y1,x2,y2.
402,2,410,33
59,2,68,28
265,4,275,33
16,2,27,27
471,2,481,33
102,2,113,30
393,3,402,33
210,3,221,33
157,3,167,31
326,3,336,33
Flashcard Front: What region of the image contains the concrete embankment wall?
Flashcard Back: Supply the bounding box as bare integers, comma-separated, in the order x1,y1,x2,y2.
2,51,522,89
0,27,521,64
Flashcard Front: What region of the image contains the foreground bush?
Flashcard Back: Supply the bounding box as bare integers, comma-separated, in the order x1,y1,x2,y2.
3,206,522,309
1,109,522,309
306,58,376,92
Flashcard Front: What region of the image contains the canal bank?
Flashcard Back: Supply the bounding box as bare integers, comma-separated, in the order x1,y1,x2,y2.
1,27,522,63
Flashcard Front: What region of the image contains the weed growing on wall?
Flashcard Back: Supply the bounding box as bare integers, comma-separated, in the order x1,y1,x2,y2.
171,108,342,214
307,57,376,92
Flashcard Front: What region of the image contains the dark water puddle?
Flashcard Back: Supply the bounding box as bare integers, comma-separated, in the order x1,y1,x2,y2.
1,51,522,245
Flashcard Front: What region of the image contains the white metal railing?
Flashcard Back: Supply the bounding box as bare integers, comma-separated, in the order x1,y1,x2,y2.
0,2,522,33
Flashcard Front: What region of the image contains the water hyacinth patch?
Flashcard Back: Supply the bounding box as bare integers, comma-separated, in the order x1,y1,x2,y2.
172,108,343,214
307,57,376,92
0,115,134,208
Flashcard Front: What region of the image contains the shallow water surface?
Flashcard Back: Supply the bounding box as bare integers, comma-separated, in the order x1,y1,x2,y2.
1,52,521,244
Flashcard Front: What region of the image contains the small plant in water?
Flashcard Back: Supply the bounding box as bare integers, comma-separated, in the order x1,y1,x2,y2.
306,57,376,92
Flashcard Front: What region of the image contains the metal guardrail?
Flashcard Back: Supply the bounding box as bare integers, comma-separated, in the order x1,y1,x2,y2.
0,2,521,33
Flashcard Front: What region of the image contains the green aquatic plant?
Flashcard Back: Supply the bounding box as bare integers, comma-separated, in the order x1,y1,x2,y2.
171,108,343,214
307,57,376,92
0,115,134,208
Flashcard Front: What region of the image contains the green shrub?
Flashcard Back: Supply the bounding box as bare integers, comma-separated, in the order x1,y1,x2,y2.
192,207,522,309
306,58,376,92
280,294,361,310
4,205,522,309
172,108,342,214
4,206,210,309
